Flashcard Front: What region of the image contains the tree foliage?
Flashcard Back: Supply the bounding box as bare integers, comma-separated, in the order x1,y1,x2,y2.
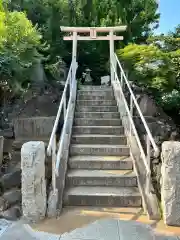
117,24,180,115
3,0,159,75
0,2,42,95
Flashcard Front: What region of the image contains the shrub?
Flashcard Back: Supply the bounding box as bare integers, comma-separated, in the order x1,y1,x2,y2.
117,44,176,94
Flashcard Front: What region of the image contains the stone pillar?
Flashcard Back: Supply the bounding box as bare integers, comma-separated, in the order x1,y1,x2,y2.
161,141,180,226
0,136,4,165
21,141,46,222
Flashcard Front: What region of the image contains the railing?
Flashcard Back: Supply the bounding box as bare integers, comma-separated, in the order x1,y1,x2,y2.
111,53,159,194
47,59,78,192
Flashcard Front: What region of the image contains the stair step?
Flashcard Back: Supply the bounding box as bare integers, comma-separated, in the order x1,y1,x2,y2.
77,95,114,101
74,118,121,127
70,144,130,156
67,169,137,187
78,90,114,98
73,126,124,135
71,135,127,145
76,106,118,112
76,100,116,106
75,112,120,119
64,186,141,207
80,86,112,90
69,156,133,170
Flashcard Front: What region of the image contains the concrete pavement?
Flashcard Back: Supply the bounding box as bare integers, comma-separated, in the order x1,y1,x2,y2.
0,218,180,240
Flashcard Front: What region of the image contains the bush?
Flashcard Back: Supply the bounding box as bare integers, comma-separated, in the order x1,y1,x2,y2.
117,44,176,94
160,90,180,111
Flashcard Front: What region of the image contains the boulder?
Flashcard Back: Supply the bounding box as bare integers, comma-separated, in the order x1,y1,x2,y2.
0,205,22,221
3,189,21,207
3,139,13,153
0,170,21,192
0,129,14,138
0,197,8,211
21,141,46,222
161,141,180,226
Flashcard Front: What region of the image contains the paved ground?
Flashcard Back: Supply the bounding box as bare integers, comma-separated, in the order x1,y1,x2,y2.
1,207,180,240
32,207,180,237
0,218,180,240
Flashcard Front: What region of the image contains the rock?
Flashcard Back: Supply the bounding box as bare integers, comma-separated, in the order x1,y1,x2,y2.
0,205,22,221
0,170,21,192
101,76,110,85
7,162,21,174
21,141,46,222
3,189,21,207
136,94,158,117
0,197,8,211
161,141,180,226
3,139,13,153
10,151,21,165
0,136,3,165
0,129,14,139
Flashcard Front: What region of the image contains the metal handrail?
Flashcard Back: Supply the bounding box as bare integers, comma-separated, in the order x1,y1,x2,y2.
111,54,159,193
47,62,73,156
47,59,77,191
111,63,150,174
114,53,159,157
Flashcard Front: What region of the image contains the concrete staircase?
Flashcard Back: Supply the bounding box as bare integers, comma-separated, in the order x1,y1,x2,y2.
64,86,142,207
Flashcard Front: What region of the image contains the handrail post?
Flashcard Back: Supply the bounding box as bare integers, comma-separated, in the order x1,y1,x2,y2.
109,30,115,84
52,135,56,192
63,94,66,120
72,32,77,61
146,135,151,194
120,71,123,89
130,95,133,136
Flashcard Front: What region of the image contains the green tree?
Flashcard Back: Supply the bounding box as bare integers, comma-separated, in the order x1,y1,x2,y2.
0,5,42,94
4,0,160,80
117,44,176,94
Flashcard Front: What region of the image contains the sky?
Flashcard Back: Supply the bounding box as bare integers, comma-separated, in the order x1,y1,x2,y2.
156,0,180,34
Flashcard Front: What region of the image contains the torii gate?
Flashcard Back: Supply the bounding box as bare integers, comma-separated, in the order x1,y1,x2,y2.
60,26,127,83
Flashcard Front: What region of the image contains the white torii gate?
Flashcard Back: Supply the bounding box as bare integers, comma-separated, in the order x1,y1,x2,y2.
60,26,127,83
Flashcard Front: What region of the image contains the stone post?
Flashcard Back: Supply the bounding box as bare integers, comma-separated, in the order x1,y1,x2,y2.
0,136,4,166
21,141,46,222
161,141,180,226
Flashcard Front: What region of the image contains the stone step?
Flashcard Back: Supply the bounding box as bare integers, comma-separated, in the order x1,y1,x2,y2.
74,118,121,127
76,106,118,112
67,169,137,187
70,144,130,156
69,156,133,170
77,94,114,101
75,112,120,119
80,86,112,90
64,186,141,207
76,100,116,106
73,126,124,135
71,135,127,145
78,90,114,98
